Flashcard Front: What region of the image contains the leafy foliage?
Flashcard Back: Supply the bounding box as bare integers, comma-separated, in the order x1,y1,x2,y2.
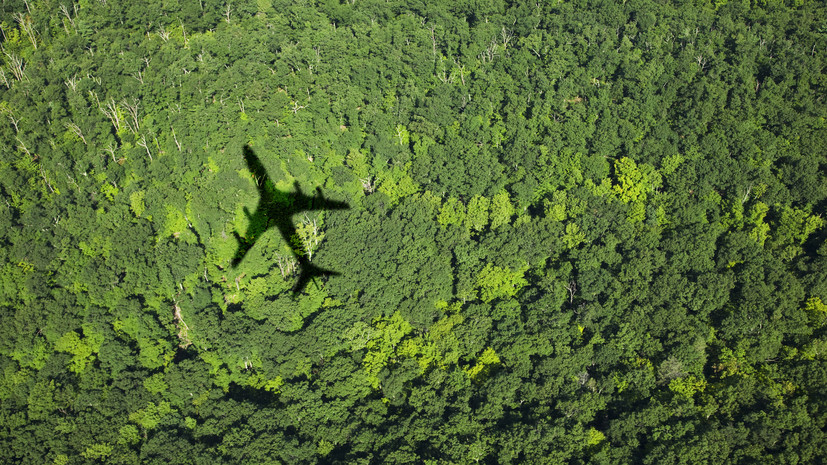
1,0,826,463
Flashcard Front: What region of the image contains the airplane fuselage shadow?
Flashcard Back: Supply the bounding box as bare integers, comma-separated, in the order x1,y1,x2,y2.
232,145,349,295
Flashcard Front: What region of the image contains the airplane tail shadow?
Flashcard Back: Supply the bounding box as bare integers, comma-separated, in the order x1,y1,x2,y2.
293,262,340,295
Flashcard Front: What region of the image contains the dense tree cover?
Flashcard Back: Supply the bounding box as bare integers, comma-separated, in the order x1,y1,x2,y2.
1,0,826,463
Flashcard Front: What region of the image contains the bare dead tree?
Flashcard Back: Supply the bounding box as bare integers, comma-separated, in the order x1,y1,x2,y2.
436,67,455,84
1,106,19,133
305,214,321,247
360,176,375,194
171,127,182,152
64,74,80,92
121,98,141,134
478,39,499,63
224,3,232,23
87,90,100,108
8,114,19,133
500,27,513,49
63,171,78,191
181,23,189,47
59,4,77,32
40,165,55,193
395,125,407,144
453,59,466,85
740,184,752,204
102,143,117,162
137,135,153,161
99,98,122,133
157,24,170,42
13,13,37,49
153,135,163,156
564,280,577,304
64,122,87,144
275,253,298,278
4,51,27,82
172,300,192,349
15,136,34,160
291,101,305,114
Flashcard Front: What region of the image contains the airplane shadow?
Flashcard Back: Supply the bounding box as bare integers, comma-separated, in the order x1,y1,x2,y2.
232,145,349,295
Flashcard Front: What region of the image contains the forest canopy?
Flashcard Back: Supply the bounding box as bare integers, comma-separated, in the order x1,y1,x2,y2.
1,0,826,463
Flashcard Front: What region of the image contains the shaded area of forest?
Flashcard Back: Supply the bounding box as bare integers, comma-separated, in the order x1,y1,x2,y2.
1,0,826,463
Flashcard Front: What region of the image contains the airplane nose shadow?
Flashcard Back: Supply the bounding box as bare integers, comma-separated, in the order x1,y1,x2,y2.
231,145,349,295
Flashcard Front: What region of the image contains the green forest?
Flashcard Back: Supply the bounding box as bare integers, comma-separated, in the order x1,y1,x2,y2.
1,0,826,463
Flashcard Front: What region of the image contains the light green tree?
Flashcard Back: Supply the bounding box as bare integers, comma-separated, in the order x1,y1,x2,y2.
489,190,514,229
466,194,490,232
438,197,466,227
475,263,528,303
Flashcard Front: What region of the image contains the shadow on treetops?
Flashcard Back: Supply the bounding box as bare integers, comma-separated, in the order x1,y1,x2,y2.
232,145,349,295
